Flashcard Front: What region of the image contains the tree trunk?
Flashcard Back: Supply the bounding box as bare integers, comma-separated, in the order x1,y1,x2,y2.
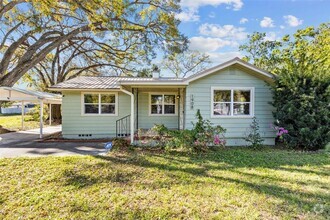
51,104,62,123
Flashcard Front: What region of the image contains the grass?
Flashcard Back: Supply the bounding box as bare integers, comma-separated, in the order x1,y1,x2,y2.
0,148,329,219
0,115,41,132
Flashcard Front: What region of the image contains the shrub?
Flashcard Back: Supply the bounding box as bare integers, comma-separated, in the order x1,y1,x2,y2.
325,142,330,152
27,104,48,121
151,124,170,148
272,71,330,150
244,117,264,149
192,109,226,152
166,129,195,150
137,110,226,152
164,109,226,152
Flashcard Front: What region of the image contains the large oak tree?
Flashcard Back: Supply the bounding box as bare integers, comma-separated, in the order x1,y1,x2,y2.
0,0,187,87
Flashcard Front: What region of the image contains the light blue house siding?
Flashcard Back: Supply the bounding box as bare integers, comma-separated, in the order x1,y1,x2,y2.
61,91,131,139
61,90,179,139
184,66,276,146
137,91,179,129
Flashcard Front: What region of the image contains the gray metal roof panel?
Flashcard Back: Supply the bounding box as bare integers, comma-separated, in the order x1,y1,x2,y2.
50,76,185,89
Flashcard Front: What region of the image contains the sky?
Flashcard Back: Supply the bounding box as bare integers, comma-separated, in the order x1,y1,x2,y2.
175,0,330,64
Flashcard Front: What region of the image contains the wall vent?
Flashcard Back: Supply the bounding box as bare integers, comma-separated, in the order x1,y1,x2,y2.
78,134,92,137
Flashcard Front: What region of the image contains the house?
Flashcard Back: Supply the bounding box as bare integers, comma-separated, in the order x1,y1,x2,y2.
1,102,35,115
49,57,276,146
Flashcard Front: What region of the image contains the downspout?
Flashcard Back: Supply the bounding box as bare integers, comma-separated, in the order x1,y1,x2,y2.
120,86,134,144
136,88,139,130
177,88,180,130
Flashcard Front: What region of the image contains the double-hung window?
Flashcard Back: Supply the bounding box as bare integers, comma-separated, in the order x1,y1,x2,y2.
212,87,254,117
150,94,176,115
83,93,117,115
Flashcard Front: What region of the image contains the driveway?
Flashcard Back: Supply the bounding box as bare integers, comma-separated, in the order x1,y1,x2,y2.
0,126,107,157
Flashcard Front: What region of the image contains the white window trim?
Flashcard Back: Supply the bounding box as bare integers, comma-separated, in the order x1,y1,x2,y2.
81,92,118,116
210,87,255,118
148,93,178,116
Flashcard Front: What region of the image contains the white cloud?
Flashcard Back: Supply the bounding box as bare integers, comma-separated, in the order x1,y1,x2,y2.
180,0,243,11
176,0,243,22
206,51,242,63
189,37,236,52
280,25,285,29
283,15,303,27
260,17,275,28
239,18,248,24
175,9,200,22
199,23,248,40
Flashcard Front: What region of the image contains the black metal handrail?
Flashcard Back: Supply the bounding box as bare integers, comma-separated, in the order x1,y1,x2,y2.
116,115,130,137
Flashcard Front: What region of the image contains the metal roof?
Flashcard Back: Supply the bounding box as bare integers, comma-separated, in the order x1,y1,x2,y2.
0,87,62,104
49,76,185,90
49,58,274,90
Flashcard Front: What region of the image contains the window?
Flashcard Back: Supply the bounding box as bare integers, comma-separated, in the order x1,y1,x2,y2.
212,87,253,117
150,94,176,115
83,93,117,115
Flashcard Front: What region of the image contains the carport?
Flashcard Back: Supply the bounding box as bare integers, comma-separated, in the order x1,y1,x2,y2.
0,87,62,138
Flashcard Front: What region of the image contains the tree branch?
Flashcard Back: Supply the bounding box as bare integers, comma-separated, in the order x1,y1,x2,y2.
0,0,25,19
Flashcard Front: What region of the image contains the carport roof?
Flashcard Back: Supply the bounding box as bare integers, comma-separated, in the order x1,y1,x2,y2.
0,87,62,104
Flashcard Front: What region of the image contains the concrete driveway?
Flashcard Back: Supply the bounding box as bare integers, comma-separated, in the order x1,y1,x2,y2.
0,126,107,158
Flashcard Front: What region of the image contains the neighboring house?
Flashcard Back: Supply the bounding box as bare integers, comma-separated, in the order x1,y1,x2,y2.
50,58,276,145
1,102,35,114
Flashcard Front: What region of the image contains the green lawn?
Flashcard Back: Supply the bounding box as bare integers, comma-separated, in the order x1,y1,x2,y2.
0,115,41,132
0,148,329,219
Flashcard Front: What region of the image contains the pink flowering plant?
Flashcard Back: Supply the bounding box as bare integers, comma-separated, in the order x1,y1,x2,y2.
150,110,226,152
276,127,289,139
270,124,289,140
213,135,226,146
192,110,226,152
269,123,289,147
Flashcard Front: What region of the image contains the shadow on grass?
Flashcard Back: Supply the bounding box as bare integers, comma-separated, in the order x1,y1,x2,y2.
277,166,330,177
90,148,330,215
63,168,135,189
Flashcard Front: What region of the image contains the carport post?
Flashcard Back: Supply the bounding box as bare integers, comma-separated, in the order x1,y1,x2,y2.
39,100,43,139
49,103,52,126
21,101,24,130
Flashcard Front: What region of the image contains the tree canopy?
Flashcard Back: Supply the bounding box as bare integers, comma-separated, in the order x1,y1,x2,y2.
240,23,330,150
239,23,330,76
161,50,210,78
0,0,187,87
